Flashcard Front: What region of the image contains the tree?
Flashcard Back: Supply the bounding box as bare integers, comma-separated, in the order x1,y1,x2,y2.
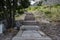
37,0,47,6
0,0,5,20
20,0,30,8
37,1,43,6
0,0,17,28
16,0,30,14
0,0,30,29
6,0,17,28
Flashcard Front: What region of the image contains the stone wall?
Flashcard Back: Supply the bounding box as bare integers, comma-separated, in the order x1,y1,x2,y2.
38,22,60,40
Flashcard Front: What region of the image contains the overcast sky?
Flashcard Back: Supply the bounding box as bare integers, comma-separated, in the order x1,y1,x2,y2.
30,0,41,5
30,1,36,5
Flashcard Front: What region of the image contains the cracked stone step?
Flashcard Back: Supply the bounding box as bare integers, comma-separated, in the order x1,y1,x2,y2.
12,30,52,40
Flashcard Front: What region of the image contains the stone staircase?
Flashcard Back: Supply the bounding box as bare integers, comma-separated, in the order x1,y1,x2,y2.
12,13,52,40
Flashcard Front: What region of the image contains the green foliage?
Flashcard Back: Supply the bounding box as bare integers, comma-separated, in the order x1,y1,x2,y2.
0,0,30,28
16,0,30,15
45,0,47,1
27,6,39,12
45,11,51,14
18,9,24,15
0,0,30,20
0,12,5,20
37,1,43,6
26,5,60,21
20,0,30,8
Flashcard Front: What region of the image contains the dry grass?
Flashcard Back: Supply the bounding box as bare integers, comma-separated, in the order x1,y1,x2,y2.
15,14,26,20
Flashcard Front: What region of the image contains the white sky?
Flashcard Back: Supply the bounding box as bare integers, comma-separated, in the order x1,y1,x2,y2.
30,1,36,5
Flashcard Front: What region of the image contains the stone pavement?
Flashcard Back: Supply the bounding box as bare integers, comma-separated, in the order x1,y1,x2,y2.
12,13,52,40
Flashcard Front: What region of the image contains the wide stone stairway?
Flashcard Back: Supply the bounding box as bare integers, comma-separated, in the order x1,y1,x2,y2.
12,13,52,40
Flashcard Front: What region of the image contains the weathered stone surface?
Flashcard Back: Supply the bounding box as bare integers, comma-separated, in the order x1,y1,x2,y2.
12,30,52,40
15,30,23,37
40,23,60,40
24,13,35,21
22,21,37,25
20,25,39,30
12,37,52,40
22,30,41,37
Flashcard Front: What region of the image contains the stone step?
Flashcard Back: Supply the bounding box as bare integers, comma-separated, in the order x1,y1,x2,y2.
12,30,52,40
20,25,39,30
21,30,41,37
12,37,52,40
24,17,35,21
24,14,35,20
22,21,37,25
16,30,23,37
26,13,33,15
